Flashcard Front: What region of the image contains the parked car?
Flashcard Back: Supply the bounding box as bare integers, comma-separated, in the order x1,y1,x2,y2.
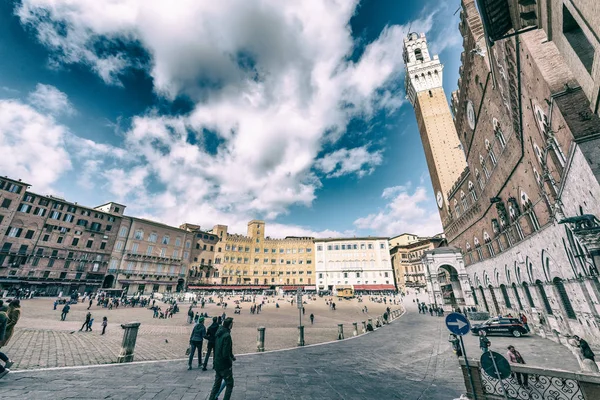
470,317,529,337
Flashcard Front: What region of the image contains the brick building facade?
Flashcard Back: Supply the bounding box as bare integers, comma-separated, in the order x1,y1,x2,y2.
417,0,600,345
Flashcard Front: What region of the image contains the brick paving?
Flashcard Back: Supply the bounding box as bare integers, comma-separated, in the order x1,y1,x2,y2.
0,295,583,399
2,296,393,370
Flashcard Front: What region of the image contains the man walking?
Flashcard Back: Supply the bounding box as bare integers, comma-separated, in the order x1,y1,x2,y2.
203,317,219,371
88,299,93,310
310,313,314,324
61,303,70,321
188,317,206,370
506,345,528,387
80,312,92,332
208,317,235,400
479,331,490,353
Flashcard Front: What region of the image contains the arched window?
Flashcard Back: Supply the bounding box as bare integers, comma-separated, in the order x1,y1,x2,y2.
414,48,423,62
475,169,484,190
480,155,490,179
522,282,535,307
465,242,473,263
493,118,506,149
500,284,512,308
474,237,483,260
486,139,497,166
553,277,576,319
484,231,495,257
536,279,553,315
512,283,523,310
534,104,566,171
479,286,490,312
489,285,501,314
468,181,477,202
460,191,468,211
454,199,460,218
471,286,479,305
520,190,540,231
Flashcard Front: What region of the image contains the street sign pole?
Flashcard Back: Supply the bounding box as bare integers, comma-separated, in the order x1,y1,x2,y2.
458,336,478,400
489,352,509,400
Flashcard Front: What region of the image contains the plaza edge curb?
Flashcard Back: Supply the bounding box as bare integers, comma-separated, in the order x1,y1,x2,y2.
9,306,406,374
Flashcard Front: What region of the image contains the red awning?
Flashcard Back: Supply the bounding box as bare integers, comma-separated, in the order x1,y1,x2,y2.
353,284,396,291
282,285,303,291
188,285,270,290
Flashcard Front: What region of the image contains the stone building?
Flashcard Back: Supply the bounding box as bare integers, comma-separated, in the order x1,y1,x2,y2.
182,223,221,287
0,177,124,295
107,217,192,295
208,220,315,289
315,237,394,293
389,234,444,289
417,0,600,344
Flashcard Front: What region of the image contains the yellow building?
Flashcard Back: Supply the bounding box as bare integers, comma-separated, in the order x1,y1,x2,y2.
211,220,315,288
390,234,444,290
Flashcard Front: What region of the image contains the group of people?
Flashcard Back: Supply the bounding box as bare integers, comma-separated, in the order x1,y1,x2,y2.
417,302,444,316
0,299,21,379
187,314,236,400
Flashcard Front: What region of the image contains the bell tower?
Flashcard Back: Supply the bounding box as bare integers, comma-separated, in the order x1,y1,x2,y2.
403,32,466,222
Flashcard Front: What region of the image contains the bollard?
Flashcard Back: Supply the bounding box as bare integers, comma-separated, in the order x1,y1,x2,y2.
257,326,266,352
362,321,367,333
298,325,305,346
117,322,141,363
352,322,358,336
337,323,344,340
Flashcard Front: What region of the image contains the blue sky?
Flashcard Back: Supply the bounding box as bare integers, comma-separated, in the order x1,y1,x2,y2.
0,0,463,238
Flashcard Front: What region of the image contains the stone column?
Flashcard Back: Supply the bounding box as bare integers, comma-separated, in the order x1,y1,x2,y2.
352,322,358,336
337,323,344,340
117,322,141,363
362,320,367,333
257,326,265,352
298,325,305,346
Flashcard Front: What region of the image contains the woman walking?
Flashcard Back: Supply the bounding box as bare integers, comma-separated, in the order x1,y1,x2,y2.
0,300,21,348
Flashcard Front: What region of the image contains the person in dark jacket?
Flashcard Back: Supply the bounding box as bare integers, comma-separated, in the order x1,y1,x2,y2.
574,335,596,362
61,304,70,321
208,317,235,400
203,317,219,371
80,312,92,332
188,317,206,370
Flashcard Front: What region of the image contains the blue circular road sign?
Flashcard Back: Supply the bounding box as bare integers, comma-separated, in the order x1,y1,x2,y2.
445,312,471,336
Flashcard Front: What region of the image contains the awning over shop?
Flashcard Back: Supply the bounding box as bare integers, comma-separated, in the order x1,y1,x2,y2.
118,280,176,285
281,285,303,291
353,284,396,291
188,285,270,290
304,286,316,290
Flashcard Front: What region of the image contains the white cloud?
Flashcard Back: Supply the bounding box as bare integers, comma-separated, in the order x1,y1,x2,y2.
13,1,461,236
354,183,443,237
27,84,74,116
315,146,383,178
0,99,72,192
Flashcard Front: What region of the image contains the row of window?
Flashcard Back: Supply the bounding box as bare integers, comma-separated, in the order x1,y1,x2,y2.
317,272,390,279
109,259,182,275
223,256,313,265
224,245,312,253
0,181,23,194
222,270,313,276
317,243,385,251
128,228,186,247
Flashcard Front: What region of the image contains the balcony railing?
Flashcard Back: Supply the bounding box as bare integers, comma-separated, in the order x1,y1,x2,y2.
459,358,595,400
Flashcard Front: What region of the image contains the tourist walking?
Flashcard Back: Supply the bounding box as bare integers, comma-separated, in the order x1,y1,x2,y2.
310,313,314,324
0,300,21,348
101,317,108,335
88,299,93,310
80,312,92,332
479,331,490,353
203,317,220,371
506,345,528,387
61,303,70,321
208,317,235,400
188,317,206,370
0,304,14,379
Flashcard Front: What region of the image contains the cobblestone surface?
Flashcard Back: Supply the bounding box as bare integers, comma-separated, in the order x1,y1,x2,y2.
2,296,393,370
1,300,467,399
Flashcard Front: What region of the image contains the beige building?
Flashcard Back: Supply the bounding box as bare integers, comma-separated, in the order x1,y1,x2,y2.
404,32,467,222
389,234,444,289
183,223,221,287
108,217,191,295
209,220,315,288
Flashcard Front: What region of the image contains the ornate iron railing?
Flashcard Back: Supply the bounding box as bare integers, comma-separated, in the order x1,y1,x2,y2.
480,368,584,400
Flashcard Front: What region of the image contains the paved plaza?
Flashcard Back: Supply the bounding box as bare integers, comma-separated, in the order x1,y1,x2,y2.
0,294,583,399
2,294,393,370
